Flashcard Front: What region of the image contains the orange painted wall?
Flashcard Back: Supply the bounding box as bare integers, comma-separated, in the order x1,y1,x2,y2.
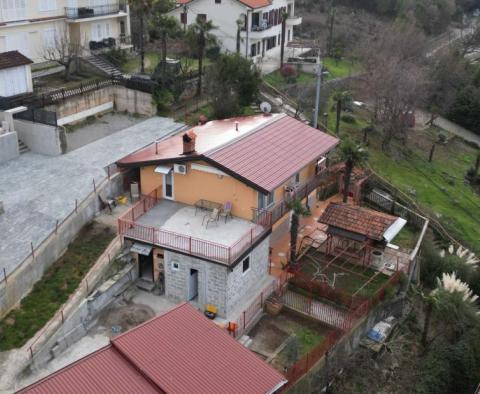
139,161,257,220
140,166,163,195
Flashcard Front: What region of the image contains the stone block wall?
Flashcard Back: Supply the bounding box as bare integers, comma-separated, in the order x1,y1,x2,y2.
164,250,228,316
226,236,270,316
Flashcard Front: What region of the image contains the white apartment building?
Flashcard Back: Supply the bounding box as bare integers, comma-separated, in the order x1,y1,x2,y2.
170,0,302,61
0,0,131,64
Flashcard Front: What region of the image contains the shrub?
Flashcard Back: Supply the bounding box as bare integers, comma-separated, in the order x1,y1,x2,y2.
152,87,174,115
280,64,297,78
341,114,356,123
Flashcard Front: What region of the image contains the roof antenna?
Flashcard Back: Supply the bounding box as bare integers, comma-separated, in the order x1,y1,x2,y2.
235,121,239,131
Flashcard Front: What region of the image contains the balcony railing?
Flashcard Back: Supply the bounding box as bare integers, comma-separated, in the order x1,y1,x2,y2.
65,2,126,19
253,167,333,225
118,189,272,266
251,23,273,32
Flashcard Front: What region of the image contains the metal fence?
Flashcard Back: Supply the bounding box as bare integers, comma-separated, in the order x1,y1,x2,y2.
13,108,57,126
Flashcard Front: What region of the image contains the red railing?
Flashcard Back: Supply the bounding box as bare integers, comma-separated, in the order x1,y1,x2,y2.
118,189,272,265
252,168,334,224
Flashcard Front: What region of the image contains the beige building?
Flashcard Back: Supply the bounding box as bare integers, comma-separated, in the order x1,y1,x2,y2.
0,0,131,64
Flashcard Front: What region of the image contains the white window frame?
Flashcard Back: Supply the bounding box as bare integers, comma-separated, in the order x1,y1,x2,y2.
258,191,274,210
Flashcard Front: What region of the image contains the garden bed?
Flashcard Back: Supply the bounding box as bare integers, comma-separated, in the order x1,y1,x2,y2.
248,309,331,372
0,221,115,351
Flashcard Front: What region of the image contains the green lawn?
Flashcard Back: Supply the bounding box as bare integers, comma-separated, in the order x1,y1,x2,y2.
392,226,419,250
263,70,315,90
322,56,361,80
327,100,480,253
0,223,115,350
121,52,210,75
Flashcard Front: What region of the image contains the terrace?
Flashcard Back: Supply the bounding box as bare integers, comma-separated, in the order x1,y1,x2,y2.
65,2,127,20
118,190,271,266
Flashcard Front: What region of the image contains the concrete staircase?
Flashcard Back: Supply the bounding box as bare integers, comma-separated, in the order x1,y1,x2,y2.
136,278,155,292
18,139,30,154
85,55,128,78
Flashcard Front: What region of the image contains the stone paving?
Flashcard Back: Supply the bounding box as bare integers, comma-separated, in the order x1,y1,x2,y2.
0,116,184,277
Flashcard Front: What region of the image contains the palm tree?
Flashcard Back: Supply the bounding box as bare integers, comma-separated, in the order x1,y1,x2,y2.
332,90,352,135
280,10,289,68
339,138,368,203
186,17,217,96
421,272,479,348
129,0,153,73
287,198,310,264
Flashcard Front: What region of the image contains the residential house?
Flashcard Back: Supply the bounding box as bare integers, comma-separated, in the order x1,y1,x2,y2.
0,0,131,64
0,50,33,97
170,0,302,61
116,113,339,320
18,303,288,393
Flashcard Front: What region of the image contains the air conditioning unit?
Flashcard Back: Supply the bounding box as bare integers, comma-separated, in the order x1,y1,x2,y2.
174,163,187,175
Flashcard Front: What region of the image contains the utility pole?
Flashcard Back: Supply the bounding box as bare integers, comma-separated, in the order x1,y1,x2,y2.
313,55,322,129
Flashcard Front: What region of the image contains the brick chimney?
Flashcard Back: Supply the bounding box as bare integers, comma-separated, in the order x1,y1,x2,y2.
182,130,197,155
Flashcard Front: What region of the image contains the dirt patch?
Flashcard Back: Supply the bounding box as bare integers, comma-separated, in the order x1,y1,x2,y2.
97,303,155,334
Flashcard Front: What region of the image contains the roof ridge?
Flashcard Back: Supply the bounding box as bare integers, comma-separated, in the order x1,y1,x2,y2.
203,113,286,157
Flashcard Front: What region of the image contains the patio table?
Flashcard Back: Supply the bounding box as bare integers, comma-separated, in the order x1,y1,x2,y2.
194,199,223,215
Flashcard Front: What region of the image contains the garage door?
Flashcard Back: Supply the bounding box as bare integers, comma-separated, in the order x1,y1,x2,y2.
0,66,28,97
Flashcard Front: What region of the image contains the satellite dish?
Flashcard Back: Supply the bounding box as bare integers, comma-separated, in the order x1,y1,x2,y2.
260,101,272,114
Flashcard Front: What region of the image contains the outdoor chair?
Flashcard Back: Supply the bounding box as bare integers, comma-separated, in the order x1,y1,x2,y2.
219,201,233,223
203,208,220,228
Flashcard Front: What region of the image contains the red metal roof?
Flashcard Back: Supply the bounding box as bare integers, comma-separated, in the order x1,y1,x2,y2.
117,114,279,168
319,203,399,241
18,346,159,394
19,303,286,394
117,114,339,193
206,115,340,191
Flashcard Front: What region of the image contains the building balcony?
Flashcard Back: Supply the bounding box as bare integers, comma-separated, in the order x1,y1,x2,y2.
240,23,278,40
65,2,127,20
118,190,271,266
252,167,334,225
287,16,302,26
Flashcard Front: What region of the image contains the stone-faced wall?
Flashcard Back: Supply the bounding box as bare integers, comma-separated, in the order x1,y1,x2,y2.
163,250,228,316
226,236,270,317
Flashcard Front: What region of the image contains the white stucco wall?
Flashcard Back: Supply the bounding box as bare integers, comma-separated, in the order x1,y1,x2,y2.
170,0,297,57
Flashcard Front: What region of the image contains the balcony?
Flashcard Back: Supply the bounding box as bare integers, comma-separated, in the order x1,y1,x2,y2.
65,2,127,20
118,189,271,266
286,16,302,26
241,23,276,40
253,167,334,225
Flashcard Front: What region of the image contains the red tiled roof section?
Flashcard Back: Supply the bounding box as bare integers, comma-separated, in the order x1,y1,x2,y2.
206,116,340,192
18,346,160,394
111,303,286,394
0,51,33,71
319,203,398,241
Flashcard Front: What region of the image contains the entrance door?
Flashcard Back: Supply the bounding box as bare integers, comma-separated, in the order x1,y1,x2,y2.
188,269,198,300
163,170,174,200
139,251,154,281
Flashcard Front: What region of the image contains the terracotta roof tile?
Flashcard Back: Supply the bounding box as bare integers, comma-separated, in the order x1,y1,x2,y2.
319,203,398,241
0,51,33,71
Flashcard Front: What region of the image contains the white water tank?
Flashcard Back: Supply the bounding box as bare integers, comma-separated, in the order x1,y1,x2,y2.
371,249,384,269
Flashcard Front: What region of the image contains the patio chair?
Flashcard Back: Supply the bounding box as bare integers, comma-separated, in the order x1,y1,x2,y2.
219,201,233,223
203,208,220,228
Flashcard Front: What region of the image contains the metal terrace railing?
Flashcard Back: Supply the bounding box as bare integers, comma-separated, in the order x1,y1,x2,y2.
118,188,272,266
65,2,126,19
252,167,334,225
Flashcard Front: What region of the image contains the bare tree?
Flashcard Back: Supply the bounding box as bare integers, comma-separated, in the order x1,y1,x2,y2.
43,30,81,81
356,23,428,150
